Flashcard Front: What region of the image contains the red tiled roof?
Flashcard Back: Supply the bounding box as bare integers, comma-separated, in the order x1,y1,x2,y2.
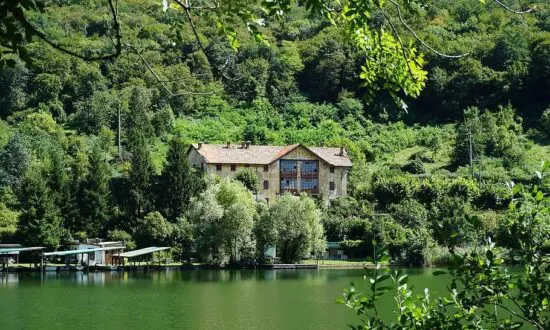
190,143,352,167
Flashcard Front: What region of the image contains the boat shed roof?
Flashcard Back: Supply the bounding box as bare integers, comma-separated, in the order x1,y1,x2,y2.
43,246,123,257
116,247,170,258
0,247,45,254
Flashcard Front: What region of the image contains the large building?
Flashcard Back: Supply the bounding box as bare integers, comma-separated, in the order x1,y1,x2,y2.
187,142,352,203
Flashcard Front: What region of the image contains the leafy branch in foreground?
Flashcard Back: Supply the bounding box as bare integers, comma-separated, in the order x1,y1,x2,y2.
339,161,549,330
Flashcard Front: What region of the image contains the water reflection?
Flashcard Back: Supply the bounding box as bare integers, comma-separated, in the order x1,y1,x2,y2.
1,269,371,288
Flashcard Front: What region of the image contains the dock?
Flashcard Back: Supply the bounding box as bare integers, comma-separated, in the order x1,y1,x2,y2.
262,264,318,270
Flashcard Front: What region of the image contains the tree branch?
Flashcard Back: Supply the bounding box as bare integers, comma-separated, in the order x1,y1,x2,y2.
494,303,544,330
11,0,122,61
375,2,414,77
389,0,470,59
125,43,220,96
492,0,534,14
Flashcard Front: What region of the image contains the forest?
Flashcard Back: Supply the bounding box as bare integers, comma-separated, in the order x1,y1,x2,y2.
0,0,549,268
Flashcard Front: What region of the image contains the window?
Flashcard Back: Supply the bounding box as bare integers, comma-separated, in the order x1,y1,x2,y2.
263,165,269,172
216,164,222,171
301,179,318,192
329,181,335,191
330,166,335,173
280,179,297,190
201,162,205,171
265,198,269,204
230,164,236,171
263,180,269,190
280,160,297,175
300,161,318,174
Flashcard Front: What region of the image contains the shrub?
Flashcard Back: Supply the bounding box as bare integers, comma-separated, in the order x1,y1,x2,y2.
108,229,136,250
401,159,426,174
474,184,511,209
234,168,260,193
447,177,480,202
409,149,434,163
372,171,418,207
414,177,447,205
134,211,173,247
430,196,476,246
389,199,428,228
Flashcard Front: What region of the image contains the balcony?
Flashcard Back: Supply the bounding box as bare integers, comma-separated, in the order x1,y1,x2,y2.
280,170,297,178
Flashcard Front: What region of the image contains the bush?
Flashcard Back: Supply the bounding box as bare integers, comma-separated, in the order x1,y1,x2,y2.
107,229,136,250
414,177,447,205
430,196,476,246
372,171,418,207
134,211,173,247
401,159,426,174
474,184,511,209
234,168,260,193
409,149,434,163
389,199,428,228
447,177,480,202
341,240,368,259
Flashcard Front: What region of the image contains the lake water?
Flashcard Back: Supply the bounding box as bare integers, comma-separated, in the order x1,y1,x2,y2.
0,268,451,329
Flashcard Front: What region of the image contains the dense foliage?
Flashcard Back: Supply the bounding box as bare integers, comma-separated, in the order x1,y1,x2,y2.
0,0,548,271
339,162,549,329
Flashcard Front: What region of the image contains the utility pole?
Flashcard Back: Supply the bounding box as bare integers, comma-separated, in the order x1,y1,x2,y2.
468,129,474,179
117,106,122,159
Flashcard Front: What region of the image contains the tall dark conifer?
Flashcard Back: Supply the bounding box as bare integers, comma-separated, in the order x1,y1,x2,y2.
79,144,111,237
126,87,154,223
159,139,203,221
18,166,64,249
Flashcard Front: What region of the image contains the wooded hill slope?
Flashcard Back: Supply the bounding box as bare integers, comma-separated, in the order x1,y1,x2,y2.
0,0,548,264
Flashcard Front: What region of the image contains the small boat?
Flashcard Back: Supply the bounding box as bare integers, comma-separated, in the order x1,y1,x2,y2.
45,266,57,272
70,265,84,271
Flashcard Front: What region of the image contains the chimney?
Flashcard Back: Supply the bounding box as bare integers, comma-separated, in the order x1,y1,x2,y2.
241,141,246,149
226,141,231,149
198,142,203,149
245,140,251,149
340,147,345,156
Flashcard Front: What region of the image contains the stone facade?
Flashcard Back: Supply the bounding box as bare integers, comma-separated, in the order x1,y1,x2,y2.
187,143,351,204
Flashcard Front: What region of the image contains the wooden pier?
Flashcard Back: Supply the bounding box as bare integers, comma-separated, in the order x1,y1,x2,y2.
261,264,318,270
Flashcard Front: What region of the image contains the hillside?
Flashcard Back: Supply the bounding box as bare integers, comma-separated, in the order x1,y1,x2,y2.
0,0,549,265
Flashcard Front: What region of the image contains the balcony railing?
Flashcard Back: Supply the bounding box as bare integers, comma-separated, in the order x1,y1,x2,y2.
280,170,297,178
300,171,318,179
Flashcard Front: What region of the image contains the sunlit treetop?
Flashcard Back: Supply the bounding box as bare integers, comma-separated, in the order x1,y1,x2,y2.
0,0,536,107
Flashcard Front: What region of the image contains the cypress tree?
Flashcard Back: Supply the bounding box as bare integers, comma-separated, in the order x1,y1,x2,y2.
125,87,154,223
159,139,203,221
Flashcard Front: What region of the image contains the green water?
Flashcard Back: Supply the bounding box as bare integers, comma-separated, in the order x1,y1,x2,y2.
0,269,450,329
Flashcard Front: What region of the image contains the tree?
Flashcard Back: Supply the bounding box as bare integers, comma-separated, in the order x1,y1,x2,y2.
0,202,18,240
0,133,29,190
125,87,154,222
234,168,260,194
170,217,195,262
17,165,64,249
134,211,173,248
159,139,203,221
107,229,136,250
78,143,111,237
340,162,550,330
188,178,256,266
258,193,326,263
